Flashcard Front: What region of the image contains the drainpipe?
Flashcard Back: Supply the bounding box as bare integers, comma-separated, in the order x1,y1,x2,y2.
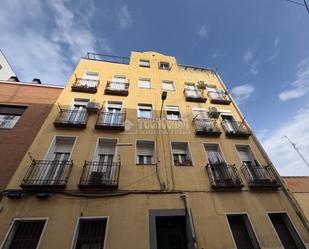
214,72,309,233
180,193,199,249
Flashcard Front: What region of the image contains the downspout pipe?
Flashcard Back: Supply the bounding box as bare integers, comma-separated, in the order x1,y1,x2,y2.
180,193,199,249
215,72,309,233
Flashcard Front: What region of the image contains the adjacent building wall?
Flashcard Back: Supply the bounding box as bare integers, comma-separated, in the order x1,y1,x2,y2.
283,176,309,220
0,81,63,190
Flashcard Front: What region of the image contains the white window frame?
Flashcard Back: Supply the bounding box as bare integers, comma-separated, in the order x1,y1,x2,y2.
159,61,170,70
44,135,77,161
266,211,306,249
166,105,181,121
138,77,151,89
225,212,262,249
170,141,193,166
139,59,150,68
70,216,109,249
135,140,156,165
0,217,48,249
203,143,228,164
0,114,20,129
137,103,153,119
234,144,261,166
162,80,175,91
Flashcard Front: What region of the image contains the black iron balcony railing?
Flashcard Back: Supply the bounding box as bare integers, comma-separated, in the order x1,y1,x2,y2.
71,78,99,93
208,91,231,104
78,159,121,189
95,110,126,130
206,163,244,189
104,81,129,96
221,120,251,137
53,109,88,128
193,118,222,136
21,160,73,189
241,163,281,189
184,89,207,103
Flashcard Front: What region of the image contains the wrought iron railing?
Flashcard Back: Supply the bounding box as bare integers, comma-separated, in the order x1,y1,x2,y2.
206,163,243,189
208,91,231,104
221,120,251,137
79,159,120,189
54,109,88,128
241,163,281,188
95,110,126,130
193,118,221,135
21,160,73,188
184,89,206,102
71,78,99,92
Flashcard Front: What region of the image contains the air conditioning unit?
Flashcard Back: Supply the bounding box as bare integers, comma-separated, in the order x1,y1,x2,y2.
86,102,101,113
208,106,220,118
197,81,207,89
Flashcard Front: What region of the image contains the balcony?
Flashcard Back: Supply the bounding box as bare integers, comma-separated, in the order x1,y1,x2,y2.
193,118,222,136
71,78,99,93
208,91,231,105
104,81,129,96
184,89,207,103
95,111,126,130
241,164,281,189
53,109,88,128
21,160,73,190
206,163,244,189
221,120,251,138
78,159,120,190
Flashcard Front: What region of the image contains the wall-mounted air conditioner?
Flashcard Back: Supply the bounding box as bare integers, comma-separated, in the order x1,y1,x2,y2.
208,106,220,118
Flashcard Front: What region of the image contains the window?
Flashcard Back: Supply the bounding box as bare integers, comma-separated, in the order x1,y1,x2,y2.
171,142,192,166
185,83,202,98
268,213,305,249
0,105,26,129
138,78,151,88
204,144,225,165
139,59,150,68
136,140,155,164
226,214,261,249
166,106,181,121
159,61,170,70
162,80,175,91
235,145,258,167
2,219,46,249
72,217,108,249
138,104,153,119
110,75,127,90
104,101,123,125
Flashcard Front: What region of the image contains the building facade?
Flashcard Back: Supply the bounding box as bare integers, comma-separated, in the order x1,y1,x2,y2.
283,176,309,222
0,80,63,190
0,50,16,81
0,51,309,249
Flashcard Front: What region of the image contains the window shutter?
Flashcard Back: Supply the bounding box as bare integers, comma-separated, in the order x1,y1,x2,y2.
54,139,74,153
137,141,154,156
138,78,151,88
0,105,26,115
172,142,187,154
98,139,117,155
83,71,99,80
237,147,252,162
166,106,179,112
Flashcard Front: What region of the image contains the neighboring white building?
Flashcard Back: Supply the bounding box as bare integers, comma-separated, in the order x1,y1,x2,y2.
0,49,16,81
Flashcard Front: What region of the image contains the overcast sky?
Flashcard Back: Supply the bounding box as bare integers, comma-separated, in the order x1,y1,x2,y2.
1,0,309,176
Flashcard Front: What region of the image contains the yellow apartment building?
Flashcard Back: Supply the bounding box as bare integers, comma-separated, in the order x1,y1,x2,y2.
0,51,309,249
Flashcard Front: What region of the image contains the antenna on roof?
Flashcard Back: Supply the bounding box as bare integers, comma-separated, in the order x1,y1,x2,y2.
284,136,309,169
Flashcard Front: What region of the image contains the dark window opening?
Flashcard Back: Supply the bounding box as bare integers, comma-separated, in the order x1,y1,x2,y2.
227,214,261,249
2,220,46,249
74,218,107,249
269,213,305,249
156,216,188,249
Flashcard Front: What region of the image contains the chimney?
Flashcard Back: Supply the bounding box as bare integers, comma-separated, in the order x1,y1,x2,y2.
32,78,42,84
8,76,19,82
